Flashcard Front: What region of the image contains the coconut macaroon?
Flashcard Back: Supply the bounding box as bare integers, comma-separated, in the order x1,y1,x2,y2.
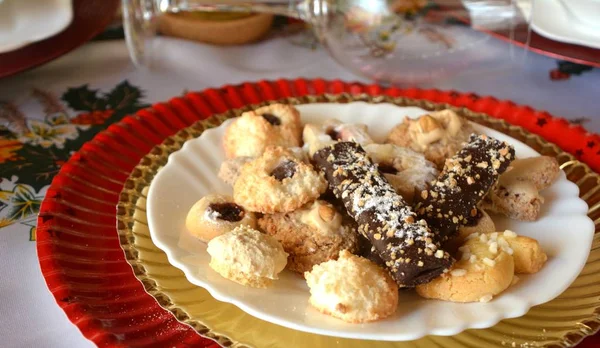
223,103,302,158
207,225,288,288
304,250,398,323
233,146,327,213
186,194,257,242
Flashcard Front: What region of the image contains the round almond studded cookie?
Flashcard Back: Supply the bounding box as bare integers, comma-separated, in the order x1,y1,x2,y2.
305,250,398,323
185,194,257,242
233,146,327,213
223,103,302,158
364,143,438,203
386,109,474,168
207,225,288,288
258,200,358,273
444,209,496,253
416,231,514,303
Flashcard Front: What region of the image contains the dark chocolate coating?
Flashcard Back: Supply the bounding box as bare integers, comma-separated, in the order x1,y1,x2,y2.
414,134,515,242
313,142,454,287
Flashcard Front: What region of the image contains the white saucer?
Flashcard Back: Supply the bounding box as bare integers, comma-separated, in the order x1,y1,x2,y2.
0,0,73,54
529,0,600,49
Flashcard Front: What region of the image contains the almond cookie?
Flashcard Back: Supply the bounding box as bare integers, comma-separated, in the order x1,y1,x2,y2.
223,103,302,158
303,119,374,157
364,143,438,203
386,109,474,168
416,231,514,303
258,200,358,273
483,156,560,221
185,194,257,242
207,225,288,288
233,146,327,213
305,250,398,323
445,209,496,253
496,230,547,274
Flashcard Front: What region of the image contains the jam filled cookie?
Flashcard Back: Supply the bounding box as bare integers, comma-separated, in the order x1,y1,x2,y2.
483,156,560,221
416,231,515,303
364,143,438,203
185,194,257,242
258,200,358,273
303,119,374,157
223,103,302,158
386,109,474,168
305,250,398,323
207,225,288,288
234,146,327,213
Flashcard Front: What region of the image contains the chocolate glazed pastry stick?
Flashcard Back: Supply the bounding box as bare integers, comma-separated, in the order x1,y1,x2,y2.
414,134,515,242
313,142,454,287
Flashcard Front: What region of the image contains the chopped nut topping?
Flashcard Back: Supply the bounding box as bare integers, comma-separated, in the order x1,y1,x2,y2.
450,269,467,277
483,257,496,267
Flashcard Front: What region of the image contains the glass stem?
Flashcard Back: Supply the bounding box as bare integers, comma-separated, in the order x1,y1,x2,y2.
157,0,312,20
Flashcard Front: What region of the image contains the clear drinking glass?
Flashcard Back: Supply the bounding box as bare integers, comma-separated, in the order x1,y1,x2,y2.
122,0,530,85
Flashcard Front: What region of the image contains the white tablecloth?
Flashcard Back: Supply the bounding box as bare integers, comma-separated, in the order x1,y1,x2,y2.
0,33,599,347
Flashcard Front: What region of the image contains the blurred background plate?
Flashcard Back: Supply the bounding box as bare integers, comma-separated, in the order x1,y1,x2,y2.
0,0,118,79
0,0,73,53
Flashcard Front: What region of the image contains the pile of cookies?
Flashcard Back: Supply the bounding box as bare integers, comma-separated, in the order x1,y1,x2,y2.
185,103,560,324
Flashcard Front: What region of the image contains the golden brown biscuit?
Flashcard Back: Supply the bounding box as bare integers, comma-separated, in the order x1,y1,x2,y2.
258,200,358,273
185,194,257,242
498,230,547,274
207,225,288,288
223,103,302,158
364,143,438,203
305,250,398,323
416,232,514,303
233,146,327,213
483,156,560,221
386,109,474,168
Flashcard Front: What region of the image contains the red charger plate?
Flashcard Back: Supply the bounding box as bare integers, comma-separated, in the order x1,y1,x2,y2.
36,79,600,347
0,0,119,79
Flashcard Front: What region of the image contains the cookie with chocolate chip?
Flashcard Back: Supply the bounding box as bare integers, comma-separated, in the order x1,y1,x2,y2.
233,146,327,213
185,193,257,242
223,103,302,158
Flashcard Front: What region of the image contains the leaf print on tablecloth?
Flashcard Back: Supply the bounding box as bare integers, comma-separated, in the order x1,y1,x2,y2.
105,81,146,110
62,84,107,112
0,80,148,239
0,181,44,228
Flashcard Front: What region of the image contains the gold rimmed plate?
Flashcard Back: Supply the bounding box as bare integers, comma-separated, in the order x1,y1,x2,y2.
117,93,600,348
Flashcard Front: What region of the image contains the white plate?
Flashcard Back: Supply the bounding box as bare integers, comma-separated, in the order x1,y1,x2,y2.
528,0,600,49
0,0,73,54
146,102,594,341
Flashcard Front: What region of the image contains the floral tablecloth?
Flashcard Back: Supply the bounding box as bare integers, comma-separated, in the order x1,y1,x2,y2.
0,29,599,347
